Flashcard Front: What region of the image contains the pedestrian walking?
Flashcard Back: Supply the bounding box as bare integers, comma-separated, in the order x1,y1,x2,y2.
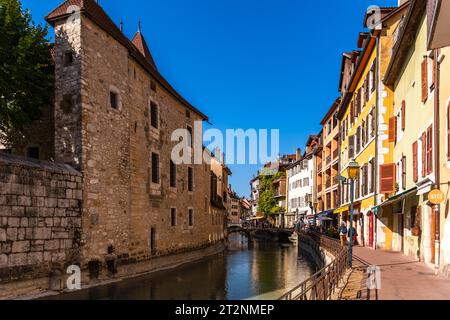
339,223,347,247
348,226,358,245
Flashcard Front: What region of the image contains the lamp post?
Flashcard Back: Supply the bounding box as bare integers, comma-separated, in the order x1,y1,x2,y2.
345,159,361,268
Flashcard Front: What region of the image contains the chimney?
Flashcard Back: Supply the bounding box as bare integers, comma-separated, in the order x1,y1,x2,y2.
296,148,302,161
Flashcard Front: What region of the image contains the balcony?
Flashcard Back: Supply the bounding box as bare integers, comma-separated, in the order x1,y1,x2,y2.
326,155,332,165
317,162,323,172
325,179,331,189
317,185,322,193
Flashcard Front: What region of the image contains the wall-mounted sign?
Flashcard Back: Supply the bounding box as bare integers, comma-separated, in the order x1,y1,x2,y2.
428,189,445,205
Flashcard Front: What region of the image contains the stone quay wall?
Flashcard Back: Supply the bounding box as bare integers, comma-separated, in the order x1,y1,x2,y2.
0,154,82,283
298,233,336,271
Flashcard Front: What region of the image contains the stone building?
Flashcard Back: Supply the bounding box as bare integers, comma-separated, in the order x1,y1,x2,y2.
0,0,230,293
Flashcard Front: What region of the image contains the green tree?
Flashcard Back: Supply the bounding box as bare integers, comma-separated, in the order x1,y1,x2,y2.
257,172,283,218
0,0,53,136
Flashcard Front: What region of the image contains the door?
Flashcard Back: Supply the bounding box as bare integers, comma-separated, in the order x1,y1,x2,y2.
369,212,374,248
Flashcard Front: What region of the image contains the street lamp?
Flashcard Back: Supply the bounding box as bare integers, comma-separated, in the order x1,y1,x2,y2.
345,159,360,267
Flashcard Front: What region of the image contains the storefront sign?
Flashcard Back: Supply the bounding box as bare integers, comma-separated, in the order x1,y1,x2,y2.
428,189,445,205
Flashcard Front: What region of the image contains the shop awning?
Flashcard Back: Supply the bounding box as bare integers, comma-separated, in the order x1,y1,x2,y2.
373,187,418,211
317,209,335,218
334,206,349,214
316,210,336,221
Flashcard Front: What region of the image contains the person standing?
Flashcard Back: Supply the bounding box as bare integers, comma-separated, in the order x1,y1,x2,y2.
339,222,347,247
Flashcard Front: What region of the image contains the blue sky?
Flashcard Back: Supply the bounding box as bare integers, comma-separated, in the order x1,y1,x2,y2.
22,0,396,198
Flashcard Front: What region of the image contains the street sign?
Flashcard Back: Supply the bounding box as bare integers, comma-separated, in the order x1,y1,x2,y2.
428,189,445,205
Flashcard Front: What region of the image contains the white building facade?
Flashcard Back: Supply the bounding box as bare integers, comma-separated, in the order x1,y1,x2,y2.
287,156,313,228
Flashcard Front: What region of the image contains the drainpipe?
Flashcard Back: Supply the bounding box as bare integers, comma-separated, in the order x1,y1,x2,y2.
373,33,381,251
434,48,441,275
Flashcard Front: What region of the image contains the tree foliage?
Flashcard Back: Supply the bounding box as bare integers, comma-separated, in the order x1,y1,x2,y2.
257,172,283,218
0,0,53,137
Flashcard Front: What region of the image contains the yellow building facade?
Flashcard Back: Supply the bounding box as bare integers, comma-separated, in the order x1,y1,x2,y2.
337,5,409,248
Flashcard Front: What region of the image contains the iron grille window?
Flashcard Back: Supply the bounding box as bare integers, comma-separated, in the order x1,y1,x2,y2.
188,167,194,192
150,102,158,129
151,153,160,184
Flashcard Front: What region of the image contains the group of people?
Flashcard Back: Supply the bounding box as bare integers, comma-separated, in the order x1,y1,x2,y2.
338,222,358,247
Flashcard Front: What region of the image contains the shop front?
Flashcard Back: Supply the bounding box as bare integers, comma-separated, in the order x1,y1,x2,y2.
374,188,420,258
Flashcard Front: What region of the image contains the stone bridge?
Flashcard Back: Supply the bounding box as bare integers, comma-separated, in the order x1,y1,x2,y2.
227,226,294,242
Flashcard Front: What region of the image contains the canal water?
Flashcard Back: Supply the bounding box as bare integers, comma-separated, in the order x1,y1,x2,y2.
44,234,315,300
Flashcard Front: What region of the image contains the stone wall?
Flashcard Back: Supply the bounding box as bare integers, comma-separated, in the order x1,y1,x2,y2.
0,154,82,283
298,234,335,271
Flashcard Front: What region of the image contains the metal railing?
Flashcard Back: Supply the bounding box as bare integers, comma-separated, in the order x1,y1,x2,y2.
278,232,349,300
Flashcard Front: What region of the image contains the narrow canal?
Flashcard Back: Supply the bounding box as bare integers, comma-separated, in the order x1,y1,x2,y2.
44,233,316,300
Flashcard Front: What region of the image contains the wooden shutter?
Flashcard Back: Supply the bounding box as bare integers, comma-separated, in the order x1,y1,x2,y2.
366,115,370,142
371,110,376,137
350,100,355,124
402,156,406,190
421,58,428,102
371,60,376,93
348,135,355,159
413,141,418,182
379,163,396,194
365,78,370,102
431,55,436,89
388,116,397,143
426,125,433,175
401,100,406,131
421,132,426,177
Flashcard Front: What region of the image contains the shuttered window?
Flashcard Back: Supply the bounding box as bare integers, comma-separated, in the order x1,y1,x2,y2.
421,132,426,177
402,156,406,190
370,158,375,194
389,116,397,143
350,100,355,124
426,125,433,175
370,109,376,138
356,127,360,154
371,60,376,93
401,100,406,131
421,58,428,102
348,135,355,159
379,163,396,194
413,141,418,183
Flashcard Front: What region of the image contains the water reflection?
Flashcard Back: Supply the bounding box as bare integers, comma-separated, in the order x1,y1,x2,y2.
44,233,314,300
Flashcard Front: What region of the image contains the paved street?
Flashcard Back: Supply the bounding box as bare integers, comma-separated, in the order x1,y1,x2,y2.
353,247,450,300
